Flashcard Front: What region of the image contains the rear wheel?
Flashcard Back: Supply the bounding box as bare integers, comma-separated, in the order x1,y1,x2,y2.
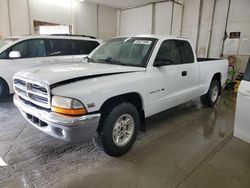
200,80,220,107
0,79,9,99
98,102,139,157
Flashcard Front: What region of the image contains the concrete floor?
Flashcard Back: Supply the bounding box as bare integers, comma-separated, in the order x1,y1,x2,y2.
0,94,249,188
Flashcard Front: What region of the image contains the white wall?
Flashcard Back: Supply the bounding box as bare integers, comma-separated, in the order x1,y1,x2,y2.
98,5,117,40
1,0,250,69
73,1,97,37
9,0,30,36
183,0,250,71
0,0,11,38
0,0,117,40
228,0,250,39
119,2,183,37
181,0,201,50
119,5,153,36
117,0,250,72
208,0,229,58
154,2,173,35
227,0,250,72
172,3,182,37
29,0,72,26
193,0,250,71
0,0,30,38
196,0,215,57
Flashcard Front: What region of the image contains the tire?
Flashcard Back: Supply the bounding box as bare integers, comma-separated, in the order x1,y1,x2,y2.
0,79,9,99
98,102,139,157
200,80,220,107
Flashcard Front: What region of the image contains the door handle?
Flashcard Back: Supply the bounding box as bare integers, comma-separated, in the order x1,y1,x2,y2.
182,71,187,76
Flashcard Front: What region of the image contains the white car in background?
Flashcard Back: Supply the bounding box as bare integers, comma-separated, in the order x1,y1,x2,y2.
0,35,101,98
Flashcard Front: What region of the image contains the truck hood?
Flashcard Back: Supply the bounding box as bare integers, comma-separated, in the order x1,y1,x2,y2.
15,62,146,86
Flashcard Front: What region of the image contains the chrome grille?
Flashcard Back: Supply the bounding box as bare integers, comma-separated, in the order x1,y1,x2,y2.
14,78,51,109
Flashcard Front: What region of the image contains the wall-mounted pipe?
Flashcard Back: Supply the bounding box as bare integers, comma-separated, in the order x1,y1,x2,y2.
70,0,73,34
27,0,32,35
195,0,203,54
7,0,12,36
117,9,121,36
170,0,174,35
97,3,99,38
151,3,156,34
207,0,217,58
180,1,184,37
220,0,232,57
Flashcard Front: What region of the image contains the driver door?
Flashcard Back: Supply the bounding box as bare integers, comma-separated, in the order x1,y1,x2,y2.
147,40,189,116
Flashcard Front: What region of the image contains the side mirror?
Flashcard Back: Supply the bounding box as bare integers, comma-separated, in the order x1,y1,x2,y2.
83,56,91,62
82,55,88,62
9,51,21,59
154,57,174,67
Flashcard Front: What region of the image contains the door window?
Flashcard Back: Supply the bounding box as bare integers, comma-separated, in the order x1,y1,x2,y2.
176,40,194,64
11,39,46,58
47,39,72,56
0,50,8,59
156,40,182,65
11,41,27,58
72,40,99,55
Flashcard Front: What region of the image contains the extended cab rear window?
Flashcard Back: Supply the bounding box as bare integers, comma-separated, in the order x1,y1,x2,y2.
176,40,194,64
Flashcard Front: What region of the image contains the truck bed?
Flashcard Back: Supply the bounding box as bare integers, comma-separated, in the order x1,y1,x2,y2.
197,58,221,62
199,58,228,95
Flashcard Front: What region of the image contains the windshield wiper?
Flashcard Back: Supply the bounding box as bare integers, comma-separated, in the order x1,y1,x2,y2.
97,57,125,65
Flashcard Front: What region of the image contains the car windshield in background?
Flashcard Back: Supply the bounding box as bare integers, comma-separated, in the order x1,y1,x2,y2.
0,38,18,49
89,37,157,67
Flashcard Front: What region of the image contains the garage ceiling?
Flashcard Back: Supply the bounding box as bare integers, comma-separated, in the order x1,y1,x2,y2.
86,0,174,9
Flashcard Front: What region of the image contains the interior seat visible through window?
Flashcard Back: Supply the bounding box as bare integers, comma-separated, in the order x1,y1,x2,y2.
156,40,182,65
11,39,46,58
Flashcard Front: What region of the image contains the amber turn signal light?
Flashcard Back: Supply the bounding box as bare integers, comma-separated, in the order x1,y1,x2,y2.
51,106,87,116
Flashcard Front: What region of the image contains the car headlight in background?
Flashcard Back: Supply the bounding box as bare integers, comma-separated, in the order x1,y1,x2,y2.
51,96,87,116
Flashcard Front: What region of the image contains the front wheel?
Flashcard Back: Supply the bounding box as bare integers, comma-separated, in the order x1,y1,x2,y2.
200,80,220,107
98,102,139,157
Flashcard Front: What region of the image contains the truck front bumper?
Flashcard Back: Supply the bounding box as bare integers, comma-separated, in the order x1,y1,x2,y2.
14,94,101,142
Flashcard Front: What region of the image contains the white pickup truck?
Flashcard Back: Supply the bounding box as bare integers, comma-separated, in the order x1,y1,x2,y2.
13,35,228,156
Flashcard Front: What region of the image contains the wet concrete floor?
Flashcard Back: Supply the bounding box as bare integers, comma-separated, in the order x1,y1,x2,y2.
0,94,249,188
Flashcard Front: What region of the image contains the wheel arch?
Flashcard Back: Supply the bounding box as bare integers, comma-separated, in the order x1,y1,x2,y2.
211,72,222,94
98,92,146,133
212,72,221,83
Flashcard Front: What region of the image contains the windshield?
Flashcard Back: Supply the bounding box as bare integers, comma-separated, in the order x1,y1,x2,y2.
0,38,18,49
88,37,157,67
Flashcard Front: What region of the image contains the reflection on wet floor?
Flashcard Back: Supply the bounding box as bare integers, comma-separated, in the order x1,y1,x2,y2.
0,94,237,188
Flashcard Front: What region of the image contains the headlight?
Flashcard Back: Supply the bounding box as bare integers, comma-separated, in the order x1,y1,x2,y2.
51,96,87,116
